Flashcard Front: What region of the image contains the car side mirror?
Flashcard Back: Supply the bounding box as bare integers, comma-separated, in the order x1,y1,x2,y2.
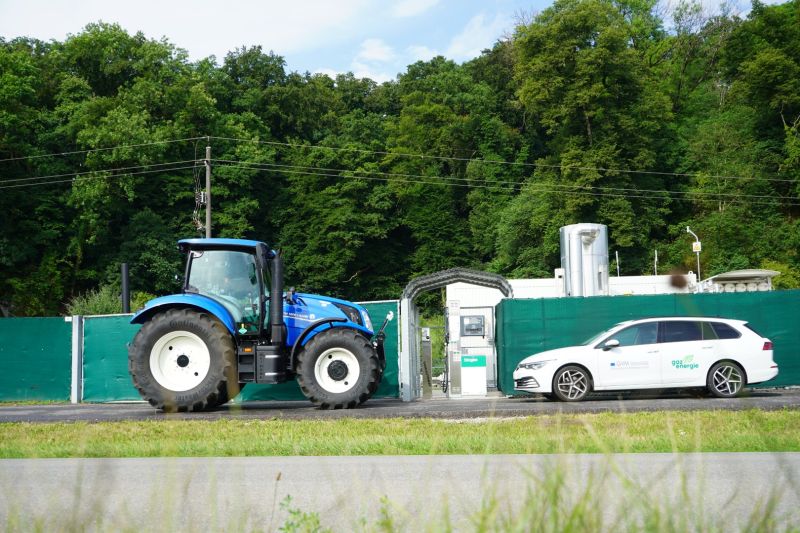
603,339,620,351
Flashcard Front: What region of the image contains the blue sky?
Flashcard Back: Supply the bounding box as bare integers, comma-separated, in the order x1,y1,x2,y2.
0,0,781,83
0,0,546,82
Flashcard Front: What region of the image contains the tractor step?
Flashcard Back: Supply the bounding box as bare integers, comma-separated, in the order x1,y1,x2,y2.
238,344,288,384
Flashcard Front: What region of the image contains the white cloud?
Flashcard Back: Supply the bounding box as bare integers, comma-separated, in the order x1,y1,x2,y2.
446,12,511,61
407,45,439,62
313,67,339,78
391,0,441,18
350,61,394,83
0,0,372,60
356,38,395,62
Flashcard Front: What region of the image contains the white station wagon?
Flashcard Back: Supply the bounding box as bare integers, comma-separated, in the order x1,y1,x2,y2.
513,317,778,401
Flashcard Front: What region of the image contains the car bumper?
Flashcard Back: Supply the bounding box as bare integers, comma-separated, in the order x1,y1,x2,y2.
748,365,779,385
513,368,554,393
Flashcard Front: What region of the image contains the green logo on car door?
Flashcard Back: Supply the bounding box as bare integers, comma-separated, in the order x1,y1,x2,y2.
671,355,699,370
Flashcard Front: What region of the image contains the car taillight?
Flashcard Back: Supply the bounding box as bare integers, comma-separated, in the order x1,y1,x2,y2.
763,341,773,350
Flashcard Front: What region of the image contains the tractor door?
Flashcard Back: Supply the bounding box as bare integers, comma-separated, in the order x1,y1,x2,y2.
186,249,263,336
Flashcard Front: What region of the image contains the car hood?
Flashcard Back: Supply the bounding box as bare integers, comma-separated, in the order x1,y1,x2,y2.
518,346,581,365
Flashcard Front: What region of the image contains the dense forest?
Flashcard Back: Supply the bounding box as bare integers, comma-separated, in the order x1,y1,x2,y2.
1,0,798,316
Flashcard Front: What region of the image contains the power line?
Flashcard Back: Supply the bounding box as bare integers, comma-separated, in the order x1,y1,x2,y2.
210,135,797,184
0,159,197,185
0,164,197,190
214,161,800,207
0,137,205,163
213,159,800,205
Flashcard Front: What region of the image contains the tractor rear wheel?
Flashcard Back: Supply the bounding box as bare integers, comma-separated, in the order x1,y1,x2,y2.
128,308,239,412
296,329,381,409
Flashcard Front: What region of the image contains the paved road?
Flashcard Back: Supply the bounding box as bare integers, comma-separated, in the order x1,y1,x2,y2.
1,388,798,423
1,453,798,531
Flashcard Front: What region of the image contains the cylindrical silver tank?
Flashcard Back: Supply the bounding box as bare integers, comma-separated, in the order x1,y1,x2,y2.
560,223,609,297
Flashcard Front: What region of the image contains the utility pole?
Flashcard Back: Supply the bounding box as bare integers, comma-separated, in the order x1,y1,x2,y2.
204,141,212,238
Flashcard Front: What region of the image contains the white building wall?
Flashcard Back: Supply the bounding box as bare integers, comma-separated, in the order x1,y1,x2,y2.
608,274,697,296
446,273,697,308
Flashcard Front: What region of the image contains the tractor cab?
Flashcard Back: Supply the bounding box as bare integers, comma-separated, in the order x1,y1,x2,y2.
179,239,270,337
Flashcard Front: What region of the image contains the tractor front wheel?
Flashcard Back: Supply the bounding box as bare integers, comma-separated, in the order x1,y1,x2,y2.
128,308,239,412
296,329,381,409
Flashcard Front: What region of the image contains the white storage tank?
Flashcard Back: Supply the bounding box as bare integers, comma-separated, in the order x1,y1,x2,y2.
560,223,609,297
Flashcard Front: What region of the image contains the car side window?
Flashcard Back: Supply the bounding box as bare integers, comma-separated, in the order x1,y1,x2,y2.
701,322,717,340
711,322,741,339
607,322,658,347
661,321,702,343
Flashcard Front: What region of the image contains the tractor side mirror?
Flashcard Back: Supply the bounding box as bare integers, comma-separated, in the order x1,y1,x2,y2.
285,286,296,304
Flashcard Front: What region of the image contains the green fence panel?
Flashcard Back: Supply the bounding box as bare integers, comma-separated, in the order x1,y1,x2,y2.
82,315,141,401
240,301,401,401
80,301,401,402
497,290,800,394
0,317,72,401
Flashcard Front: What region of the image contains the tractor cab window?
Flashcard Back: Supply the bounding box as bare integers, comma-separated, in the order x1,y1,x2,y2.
187,250,261,333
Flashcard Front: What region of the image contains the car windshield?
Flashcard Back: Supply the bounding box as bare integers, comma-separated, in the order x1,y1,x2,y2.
580,324,623,346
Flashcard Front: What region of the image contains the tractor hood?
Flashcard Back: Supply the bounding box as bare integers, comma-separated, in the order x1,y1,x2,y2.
283,293,373,347
287,293,373,331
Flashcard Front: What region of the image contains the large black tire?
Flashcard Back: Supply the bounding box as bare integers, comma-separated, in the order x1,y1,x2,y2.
128,308,239,412
296,328,381,409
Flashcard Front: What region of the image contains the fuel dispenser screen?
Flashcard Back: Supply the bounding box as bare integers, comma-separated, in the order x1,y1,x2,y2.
460,315,485,336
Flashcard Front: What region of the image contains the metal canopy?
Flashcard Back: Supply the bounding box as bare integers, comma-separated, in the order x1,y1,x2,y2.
706,269,780,282
401,268,514,302
398,268,513,402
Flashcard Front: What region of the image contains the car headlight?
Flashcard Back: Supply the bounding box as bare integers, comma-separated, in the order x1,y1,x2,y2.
517,359,554,371
362,310,373,331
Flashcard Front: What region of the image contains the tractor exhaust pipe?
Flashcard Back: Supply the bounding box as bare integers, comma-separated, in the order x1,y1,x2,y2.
270,253,284,346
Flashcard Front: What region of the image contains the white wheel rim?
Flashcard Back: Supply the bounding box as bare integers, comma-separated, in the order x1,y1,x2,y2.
149,330,211,392
557,369,588,400
713,365,743,396
314,347,360,394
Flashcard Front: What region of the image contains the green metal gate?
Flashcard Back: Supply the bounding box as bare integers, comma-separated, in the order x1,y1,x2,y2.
0,317,72,401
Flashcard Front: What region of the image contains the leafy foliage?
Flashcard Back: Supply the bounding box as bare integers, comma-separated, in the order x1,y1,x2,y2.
1,1,799,316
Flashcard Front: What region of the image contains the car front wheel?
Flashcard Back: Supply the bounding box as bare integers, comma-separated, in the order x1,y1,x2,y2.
552,365,592,402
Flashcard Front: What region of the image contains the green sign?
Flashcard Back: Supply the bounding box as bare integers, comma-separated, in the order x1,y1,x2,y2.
462,355,487,368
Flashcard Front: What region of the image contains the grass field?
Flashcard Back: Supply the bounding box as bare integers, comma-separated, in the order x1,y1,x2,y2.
1,408,798,458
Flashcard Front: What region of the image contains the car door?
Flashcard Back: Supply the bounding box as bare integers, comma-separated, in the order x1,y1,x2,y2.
659,320,714,385
595,322,661,388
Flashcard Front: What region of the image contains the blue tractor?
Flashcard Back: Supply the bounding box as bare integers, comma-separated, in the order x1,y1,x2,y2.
128,238,391,411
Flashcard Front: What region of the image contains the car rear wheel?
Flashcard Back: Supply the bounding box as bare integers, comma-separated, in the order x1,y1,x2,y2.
707,361,745,398
552,365,592,402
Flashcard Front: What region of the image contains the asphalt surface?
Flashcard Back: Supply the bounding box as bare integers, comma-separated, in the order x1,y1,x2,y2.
2,387,798,422
2,453,799,531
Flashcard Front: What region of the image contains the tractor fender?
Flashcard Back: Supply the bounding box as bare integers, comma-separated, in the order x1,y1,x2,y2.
130,294,237,335
289,318,374,370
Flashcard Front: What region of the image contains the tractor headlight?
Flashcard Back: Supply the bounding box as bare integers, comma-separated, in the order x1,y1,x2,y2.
334,303,363,325
517,359,554,371
363,311,373,331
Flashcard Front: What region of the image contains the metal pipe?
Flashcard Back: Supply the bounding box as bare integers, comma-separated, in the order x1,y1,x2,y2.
270,253,284,346
686,226,701,282
121,263,130,313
